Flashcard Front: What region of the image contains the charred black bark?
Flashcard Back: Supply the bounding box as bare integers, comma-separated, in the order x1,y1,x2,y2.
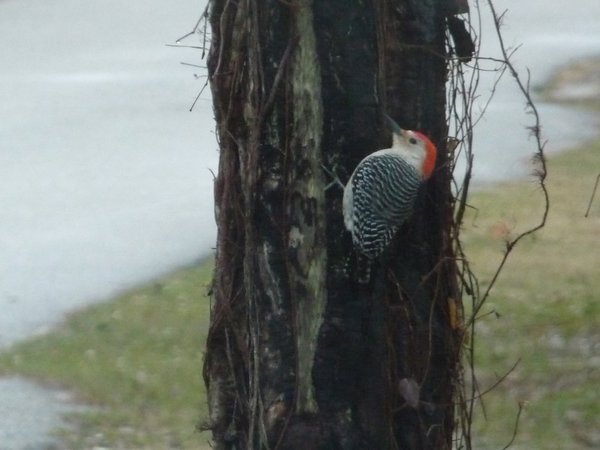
204,1,462,449
379,2,460,449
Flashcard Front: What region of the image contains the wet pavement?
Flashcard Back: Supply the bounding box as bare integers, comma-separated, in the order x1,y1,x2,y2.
0,378,86,449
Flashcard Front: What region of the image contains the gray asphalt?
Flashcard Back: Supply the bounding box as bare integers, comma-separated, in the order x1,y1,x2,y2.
0,0,214,447
0,378,86,450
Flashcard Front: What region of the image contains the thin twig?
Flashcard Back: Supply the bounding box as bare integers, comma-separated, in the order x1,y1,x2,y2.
175,3,209,43
501,401,525,450
180,62,208,68
584,173,600,217
473,0,550,319
448,1,550,448
189,78,210,112
166,43,207,50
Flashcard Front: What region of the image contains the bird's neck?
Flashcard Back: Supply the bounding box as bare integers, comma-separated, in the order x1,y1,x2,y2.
391,146,426,177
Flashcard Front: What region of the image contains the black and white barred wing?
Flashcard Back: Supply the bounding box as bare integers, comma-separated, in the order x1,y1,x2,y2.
344,153,421,259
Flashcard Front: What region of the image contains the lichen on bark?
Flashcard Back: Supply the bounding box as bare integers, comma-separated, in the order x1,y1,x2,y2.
286,3,327,415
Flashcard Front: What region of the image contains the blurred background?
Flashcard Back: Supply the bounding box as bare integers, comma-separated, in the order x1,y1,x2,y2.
0,0,598,448
0,0,216,446
1,0,216,349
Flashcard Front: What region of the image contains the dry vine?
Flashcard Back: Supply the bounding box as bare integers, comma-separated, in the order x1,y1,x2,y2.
447,1,549,449
585,173,600,217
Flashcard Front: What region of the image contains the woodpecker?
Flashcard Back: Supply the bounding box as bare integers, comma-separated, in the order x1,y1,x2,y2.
343,115,437,283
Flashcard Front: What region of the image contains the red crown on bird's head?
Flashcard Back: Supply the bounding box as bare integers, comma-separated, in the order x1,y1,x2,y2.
412,131,437,180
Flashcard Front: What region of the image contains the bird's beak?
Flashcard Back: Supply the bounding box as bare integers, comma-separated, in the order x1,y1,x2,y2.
383,113,406,136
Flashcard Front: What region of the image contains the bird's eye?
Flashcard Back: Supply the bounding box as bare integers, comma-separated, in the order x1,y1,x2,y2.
409,137,418,145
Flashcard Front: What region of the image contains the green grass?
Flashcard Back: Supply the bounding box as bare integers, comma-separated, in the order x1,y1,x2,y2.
0,262,214,449
0,143,599,448
463,142,600,449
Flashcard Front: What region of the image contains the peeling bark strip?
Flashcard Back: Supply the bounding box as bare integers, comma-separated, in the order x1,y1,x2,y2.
205,1,296,448
287,5,327,415
204,0,461,449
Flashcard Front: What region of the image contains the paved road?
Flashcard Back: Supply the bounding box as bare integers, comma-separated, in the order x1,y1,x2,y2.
0,377,87,449
455,0,600,183
0,0,217,349
0,0,214,447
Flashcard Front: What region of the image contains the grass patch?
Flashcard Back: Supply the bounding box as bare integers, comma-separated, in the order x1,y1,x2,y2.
463,142,600,449
0,145,598,448
0,262,214,449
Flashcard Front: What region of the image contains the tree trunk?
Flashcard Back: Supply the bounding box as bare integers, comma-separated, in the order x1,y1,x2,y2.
204,1,463,449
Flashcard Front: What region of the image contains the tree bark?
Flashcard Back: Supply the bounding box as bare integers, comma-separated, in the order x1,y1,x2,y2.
204,1,462,449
